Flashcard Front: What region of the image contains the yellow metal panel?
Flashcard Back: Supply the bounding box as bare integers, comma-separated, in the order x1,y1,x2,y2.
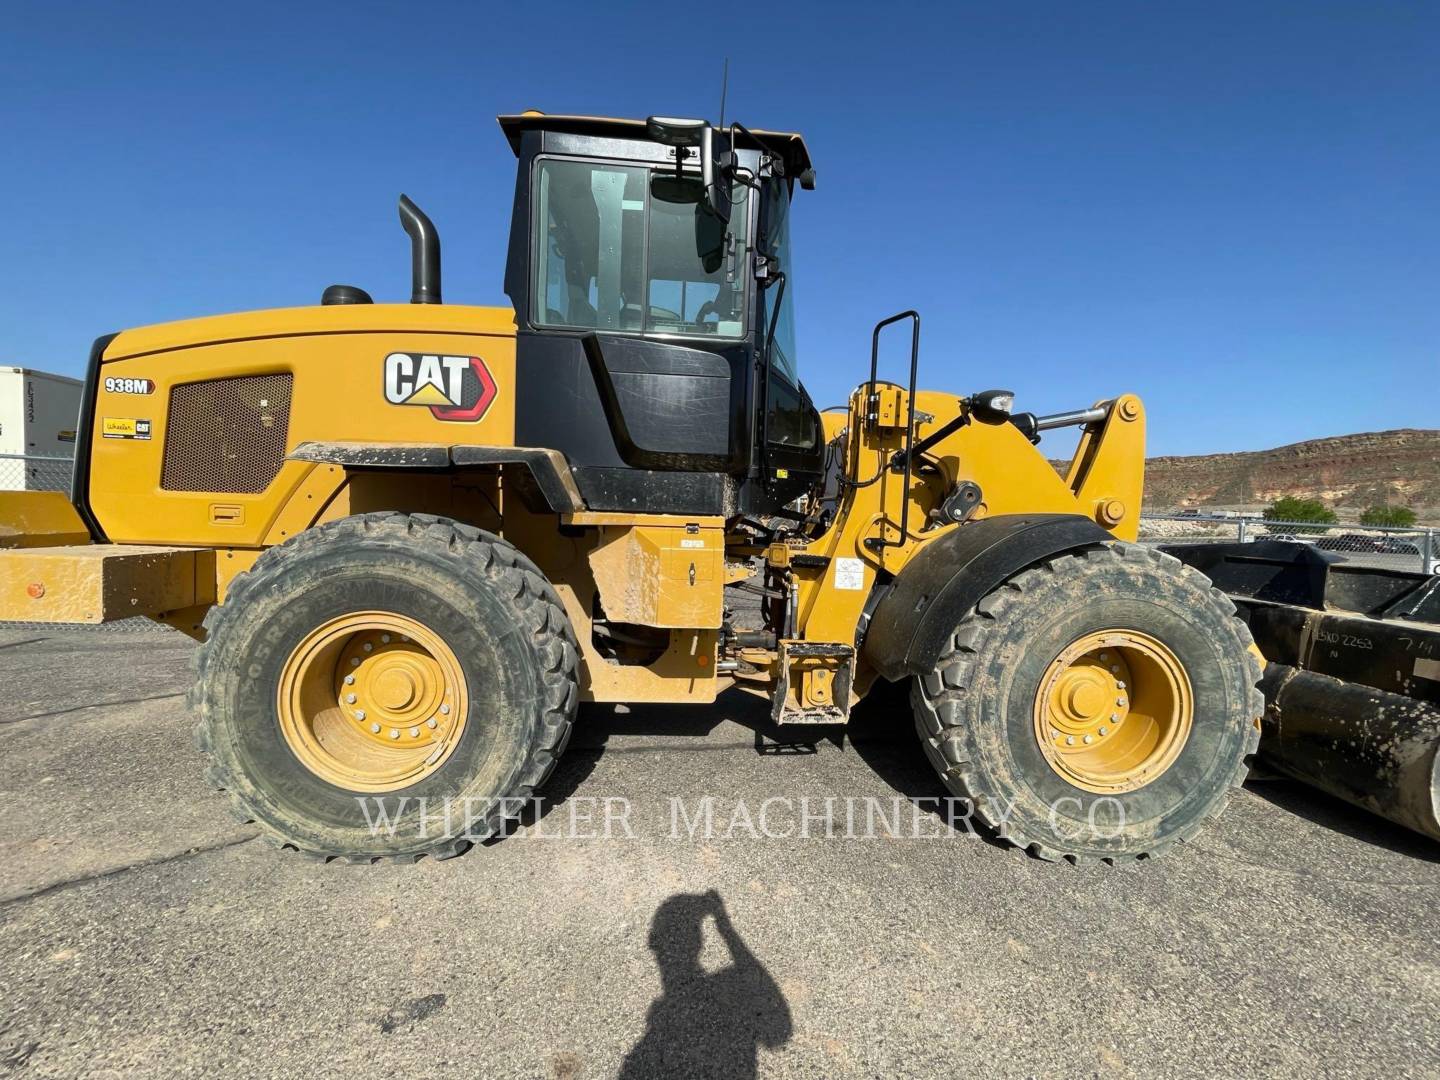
261,463,347,546
792,384,1148,673
88,321,517,546
502,504,721,703
1069,395,1145,542
587,523,723,629
0,492,91,549
873,386,910,429
0,544,215,624
106,304,516,360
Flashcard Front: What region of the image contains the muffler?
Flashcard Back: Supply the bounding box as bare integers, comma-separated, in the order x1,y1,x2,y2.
398,194,442,304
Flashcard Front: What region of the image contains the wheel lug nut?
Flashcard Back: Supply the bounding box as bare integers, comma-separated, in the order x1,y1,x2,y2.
427,718,438,729
1111,665,1120,674
389,728,399,740
1099,653,1109,661
1110,712,1119,722
439,704,451,716
350,658,360,667
345,693,357,704
1117,698,1126,707
355,709,366,721
1099,726,1109,736
1083,734,1094,744
382,634,391,644
409,727,420,738
344,674,355,685
1065,735,1076,746
363,643,373,653
371,723,381,733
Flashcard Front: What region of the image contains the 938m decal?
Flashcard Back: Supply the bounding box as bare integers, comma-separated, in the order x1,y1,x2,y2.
104,376,155,395
383,352,497,422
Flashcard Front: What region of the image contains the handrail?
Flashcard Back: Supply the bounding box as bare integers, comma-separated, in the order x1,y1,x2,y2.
865,310,921,552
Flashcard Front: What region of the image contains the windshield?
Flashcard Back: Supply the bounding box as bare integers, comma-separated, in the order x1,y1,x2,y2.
532,158,748,337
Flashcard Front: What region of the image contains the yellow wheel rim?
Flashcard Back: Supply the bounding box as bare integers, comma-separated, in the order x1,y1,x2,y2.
277,612,468,792
1033,629,1193,794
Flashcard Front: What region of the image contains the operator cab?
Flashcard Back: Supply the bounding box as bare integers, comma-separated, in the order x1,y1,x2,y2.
499,112,823,517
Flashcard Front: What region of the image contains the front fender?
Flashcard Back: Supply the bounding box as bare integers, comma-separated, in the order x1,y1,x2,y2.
862,514,1111,681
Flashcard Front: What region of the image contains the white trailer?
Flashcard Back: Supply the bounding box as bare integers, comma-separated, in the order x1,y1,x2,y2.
0,366,83,491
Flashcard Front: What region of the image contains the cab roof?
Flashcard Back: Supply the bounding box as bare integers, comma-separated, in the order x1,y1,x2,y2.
497,112,814,179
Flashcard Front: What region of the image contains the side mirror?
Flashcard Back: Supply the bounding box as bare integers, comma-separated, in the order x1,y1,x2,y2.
646,116,730,225
701,127,732,224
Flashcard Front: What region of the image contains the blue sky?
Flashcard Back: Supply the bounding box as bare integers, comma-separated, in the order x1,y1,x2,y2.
1,1,1435,455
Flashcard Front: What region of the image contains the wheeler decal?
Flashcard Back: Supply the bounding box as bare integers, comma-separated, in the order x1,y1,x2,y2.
383,352,497,422
102,417,152,440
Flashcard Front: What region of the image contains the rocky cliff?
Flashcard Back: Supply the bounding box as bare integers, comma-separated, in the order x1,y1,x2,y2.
1141,429,1440,512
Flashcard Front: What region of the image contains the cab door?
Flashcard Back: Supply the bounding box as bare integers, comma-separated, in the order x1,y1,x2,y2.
758,177,823,501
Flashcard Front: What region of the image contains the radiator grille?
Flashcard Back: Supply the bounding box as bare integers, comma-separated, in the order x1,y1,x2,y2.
161,374,293,494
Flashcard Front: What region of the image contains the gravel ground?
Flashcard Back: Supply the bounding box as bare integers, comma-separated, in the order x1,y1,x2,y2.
1,625,1437,1079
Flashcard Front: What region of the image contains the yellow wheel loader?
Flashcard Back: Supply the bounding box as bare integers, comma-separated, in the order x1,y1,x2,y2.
0,112,1267,863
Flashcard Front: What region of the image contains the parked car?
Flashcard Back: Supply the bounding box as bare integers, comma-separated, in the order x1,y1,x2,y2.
1314,534,1438,574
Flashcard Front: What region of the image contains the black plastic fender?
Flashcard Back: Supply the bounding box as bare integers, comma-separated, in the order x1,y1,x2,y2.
862,513,1111,681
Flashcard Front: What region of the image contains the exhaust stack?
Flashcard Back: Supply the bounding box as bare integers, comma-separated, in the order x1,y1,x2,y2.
397,194,442,304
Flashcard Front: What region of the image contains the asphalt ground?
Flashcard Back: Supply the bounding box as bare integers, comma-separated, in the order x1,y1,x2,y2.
1,625,1438,1079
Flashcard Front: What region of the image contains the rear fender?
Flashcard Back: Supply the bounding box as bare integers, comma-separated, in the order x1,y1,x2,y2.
288,441,583,514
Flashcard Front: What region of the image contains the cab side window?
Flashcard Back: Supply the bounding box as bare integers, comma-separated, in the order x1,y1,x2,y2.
760,178,816,450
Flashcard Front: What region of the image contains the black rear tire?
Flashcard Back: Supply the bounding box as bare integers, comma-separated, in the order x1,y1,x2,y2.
191,512,578,862
911,542,1263,863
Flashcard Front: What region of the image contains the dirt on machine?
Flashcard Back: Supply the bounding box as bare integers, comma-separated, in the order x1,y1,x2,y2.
1,111,1292,863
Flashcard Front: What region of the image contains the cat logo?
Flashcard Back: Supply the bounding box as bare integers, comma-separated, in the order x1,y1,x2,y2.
383,352,497,422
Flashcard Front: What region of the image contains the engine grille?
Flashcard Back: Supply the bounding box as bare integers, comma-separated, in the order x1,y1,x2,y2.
161,373,293,494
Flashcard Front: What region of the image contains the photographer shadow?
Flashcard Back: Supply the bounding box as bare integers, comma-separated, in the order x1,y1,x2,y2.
619,890,791,1079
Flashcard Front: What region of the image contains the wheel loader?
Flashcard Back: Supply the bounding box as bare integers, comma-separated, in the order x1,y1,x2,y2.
0,112,1272,863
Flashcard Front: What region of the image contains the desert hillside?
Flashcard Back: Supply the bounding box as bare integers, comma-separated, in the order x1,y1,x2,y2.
1141,428,1439,515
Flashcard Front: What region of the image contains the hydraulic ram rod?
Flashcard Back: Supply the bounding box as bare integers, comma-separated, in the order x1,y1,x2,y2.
1034,406,1109,431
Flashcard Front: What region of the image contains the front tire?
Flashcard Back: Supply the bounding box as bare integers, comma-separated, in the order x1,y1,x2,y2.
911,542,1263,863
191,512,578,862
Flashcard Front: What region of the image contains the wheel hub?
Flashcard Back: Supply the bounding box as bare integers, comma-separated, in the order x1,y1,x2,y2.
278,612,468,791
1034,629,1192,794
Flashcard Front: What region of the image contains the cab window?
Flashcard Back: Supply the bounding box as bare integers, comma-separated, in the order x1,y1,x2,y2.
759,177,797,383
759,177,816,449
532,158,748,337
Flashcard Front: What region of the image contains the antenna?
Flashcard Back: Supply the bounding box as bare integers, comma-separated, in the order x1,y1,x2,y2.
718,57,729,129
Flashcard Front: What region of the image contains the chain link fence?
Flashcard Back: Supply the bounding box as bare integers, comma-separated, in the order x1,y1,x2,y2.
0,453,74,493
1141,512,1438,575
